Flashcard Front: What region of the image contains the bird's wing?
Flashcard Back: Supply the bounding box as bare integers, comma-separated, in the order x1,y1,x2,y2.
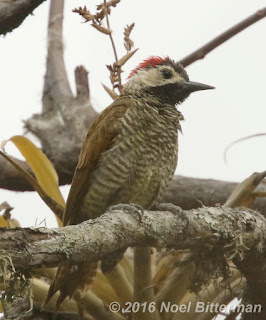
63,99,129,226
43,100,129,308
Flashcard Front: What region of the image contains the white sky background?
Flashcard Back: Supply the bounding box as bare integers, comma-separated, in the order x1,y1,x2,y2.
0,0,266,229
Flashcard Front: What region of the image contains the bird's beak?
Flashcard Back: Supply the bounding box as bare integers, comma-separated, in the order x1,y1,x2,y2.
179,81,215,93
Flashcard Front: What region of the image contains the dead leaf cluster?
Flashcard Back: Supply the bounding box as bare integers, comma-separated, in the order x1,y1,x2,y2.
73,0,137,97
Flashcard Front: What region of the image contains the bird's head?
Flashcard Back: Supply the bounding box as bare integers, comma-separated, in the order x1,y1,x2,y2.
124,56,214,105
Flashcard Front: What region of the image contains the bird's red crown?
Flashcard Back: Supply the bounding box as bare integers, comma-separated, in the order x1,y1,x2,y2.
127,56,169,79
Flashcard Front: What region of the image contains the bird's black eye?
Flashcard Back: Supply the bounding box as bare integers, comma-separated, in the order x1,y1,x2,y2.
161,68,173,79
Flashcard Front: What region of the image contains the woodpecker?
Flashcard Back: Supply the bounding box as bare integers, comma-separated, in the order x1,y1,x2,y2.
45,56,214,308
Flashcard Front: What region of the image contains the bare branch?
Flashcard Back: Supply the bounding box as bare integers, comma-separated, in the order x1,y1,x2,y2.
163,175,266,218
0,0,46,35
24,0,98,180
42,0,73,108
0,155,33,190
179,7,266,67
0,154,75,191
2,171,266,220
75,66,90,102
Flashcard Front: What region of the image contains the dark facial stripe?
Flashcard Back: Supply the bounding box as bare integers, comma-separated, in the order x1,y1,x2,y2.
144,82,190,106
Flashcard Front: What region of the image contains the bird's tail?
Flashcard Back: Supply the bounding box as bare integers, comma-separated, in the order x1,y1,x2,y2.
43,261,98,311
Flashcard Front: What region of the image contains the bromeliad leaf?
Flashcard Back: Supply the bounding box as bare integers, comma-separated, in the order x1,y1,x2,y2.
1,136,64,225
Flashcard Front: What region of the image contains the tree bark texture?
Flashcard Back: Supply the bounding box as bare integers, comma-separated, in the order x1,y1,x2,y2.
0,0,47,35
0,206,264,270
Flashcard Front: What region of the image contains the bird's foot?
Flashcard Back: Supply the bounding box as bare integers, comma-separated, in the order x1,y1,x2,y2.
156,203,189,230
108,203,144,223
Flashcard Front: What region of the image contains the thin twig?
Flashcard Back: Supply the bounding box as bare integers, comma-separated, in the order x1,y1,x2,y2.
224,133,266,163
104,0,122,92
179,7,266,67
104,0,118,62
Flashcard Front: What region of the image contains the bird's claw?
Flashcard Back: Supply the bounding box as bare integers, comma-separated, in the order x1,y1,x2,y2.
108,203,144,223
157,203,189,229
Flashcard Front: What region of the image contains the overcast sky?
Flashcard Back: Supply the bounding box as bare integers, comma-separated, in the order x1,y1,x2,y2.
0,0,266,228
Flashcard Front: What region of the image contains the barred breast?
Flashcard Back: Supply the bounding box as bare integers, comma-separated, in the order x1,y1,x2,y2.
80,101,180,219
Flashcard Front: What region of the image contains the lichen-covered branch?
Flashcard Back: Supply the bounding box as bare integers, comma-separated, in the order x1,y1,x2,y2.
0,206,265,319
0,0,47,35
0,206,264,270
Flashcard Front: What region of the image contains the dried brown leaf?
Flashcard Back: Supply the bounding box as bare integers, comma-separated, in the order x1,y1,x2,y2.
109,72,120,85
124,23,135,36
0,202,20,228
106,64,114,71
111,0,121,7
124,42,132,52
116,48,138,67
95,9,107,21
110,74,117,84
124,23,135,52
73,5,87,13
75,0,129,94
103,0,120,9
96,3,104,10
0,201,13,217
102,83,119,100
97,0,120,12
92,22,111,34
0,201,13,213
73,7,96,22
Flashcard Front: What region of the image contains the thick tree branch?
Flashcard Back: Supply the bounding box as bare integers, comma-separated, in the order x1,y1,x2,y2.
23,0,98,178
0,207,264,270
165,175,266,217
179,7,266,67
42,0,72,108
0,0,96,189
0,155,33,190
0,155,73,191
0,0,46,35
2,168,266,220
0,207,265,319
